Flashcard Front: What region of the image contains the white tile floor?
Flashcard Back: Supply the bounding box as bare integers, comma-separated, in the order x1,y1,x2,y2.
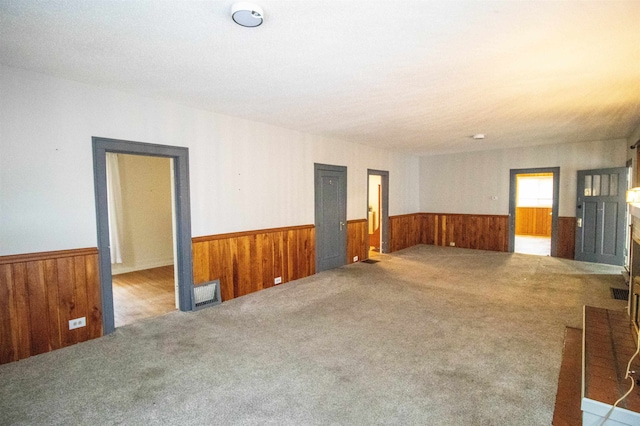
515,235,551,256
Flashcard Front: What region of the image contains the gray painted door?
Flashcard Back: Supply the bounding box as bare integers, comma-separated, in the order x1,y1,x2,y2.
575,167,627,265
315,164,347,271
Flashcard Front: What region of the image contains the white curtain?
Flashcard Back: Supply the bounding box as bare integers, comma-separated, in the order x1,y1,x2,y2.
106,153,124,264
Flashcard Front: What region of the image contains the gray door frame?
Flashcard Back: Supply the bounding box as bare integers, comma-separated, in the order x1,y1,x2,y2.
367,169,390,254
508,167,560,256
92,137,194,335
314,163,347,272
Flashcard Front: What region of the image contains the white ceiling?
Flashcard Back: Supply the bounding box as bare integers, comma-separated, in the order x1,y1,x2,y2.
1,0,639,156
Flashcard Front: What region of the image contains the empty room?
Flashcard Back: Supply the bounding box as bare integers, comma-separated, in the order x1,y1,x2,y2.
1,1,640,425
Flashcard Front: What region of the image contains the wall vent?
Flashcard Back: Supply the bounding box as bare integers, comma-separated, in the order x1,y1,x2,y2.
192,279,221,310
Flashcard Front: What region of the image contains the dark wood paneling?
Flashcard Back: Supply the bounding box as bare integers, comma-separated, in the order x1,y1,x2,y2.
57,257,77,347
516,207,552,236
0,264,18,363
13,263,31,360
389,214,424,252
389,213,509,253
192,225,315,301
347,219,368,263
0,248,103,365
84,254,102,341
557,217,577,259
423,213,508,252
26,261,49,355
44,260,62,351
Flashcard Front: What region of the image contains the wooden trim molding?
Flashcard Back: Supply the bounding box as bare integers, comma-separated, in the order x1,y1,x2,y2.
192,224,314,243
347,219,367,224
0,247,99,265
0,248,102,364
421,212,509,218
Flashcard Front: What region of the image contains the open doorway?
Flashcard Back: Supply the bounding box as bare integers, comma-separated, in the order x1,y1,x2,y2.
367,169,389,257
107,153,177,327
368,175,382,252
93,137,194,335
509,167,560,256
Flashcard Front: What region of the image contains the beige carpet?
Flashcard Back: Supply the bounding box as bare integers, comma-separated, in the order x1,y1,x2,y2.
0,245,627,425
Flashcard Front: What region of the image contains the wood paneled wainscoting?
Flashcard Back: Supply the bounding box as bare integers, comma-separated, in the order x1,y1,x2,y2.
389,214,425,252
389,213,576,258
557,217,577,259
347,219,368,263
0,248,103,365
192,225,315,301
423,213,509,252
389,213,509,253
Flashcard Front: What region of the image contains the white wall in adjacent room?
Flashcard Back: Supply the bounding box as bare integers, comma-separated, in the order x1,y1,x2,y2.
419,140,627,217
111,154,174,275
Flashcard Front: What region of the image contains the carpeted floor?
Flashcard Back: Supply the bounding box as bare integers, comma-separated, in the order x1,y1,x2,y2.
0,245,627,425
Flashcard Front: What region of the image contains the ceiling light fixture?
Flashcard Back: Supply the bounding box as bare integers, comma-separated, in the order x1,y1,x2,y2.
472,134,485,140
232,2,264,27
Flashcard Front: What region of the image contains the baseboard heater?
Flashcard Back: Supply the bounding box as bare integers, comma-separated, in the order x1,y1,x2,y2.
192,279,221,311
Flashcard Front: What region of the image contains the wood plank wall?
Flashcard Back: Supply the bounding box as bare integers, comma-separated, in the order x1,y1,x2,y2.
389,214,424,252
347,219,368,263
557,217,577,259
423,213,509,252
389,213,509,253
0,248,102,365
515,207,552,236
192,225,315,301
389,213,576,258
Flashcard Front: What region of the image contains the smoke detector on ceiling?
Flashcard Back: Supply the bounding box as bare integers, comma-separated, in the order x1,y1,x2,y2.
472,134,485,140
232,2,264,27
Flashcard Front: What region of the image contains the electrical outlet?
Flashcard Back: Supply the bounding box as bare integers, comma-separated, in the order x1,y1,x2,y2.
274,276,282,285
69,317,86,330
353,256,359,262
450,242,455,247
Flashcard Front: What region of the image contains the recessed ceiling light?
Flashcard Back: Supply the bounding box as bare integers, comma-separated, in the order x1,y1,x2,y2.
232,2,264,27
472,134,485,140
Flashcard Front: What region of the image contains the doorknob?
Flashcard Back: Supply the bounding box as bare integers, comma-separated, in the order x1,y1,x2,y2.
340,221,345,230
577,218,582,228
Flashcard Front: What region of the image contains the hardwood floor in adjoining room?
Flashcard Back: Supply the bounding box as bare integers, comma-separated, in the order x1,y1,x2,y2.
112,265,176,327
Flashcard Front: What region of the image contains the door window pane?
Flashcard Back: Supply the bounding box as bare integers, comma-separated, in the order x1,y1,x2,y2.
584,175,592,196
592,175,601,196
610,174,619,196
601,174,610,196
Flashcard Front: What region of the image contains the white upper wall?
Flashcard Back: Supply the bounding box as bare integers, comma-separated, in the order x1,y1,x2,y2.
419,140,628,217
0,65,419,256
